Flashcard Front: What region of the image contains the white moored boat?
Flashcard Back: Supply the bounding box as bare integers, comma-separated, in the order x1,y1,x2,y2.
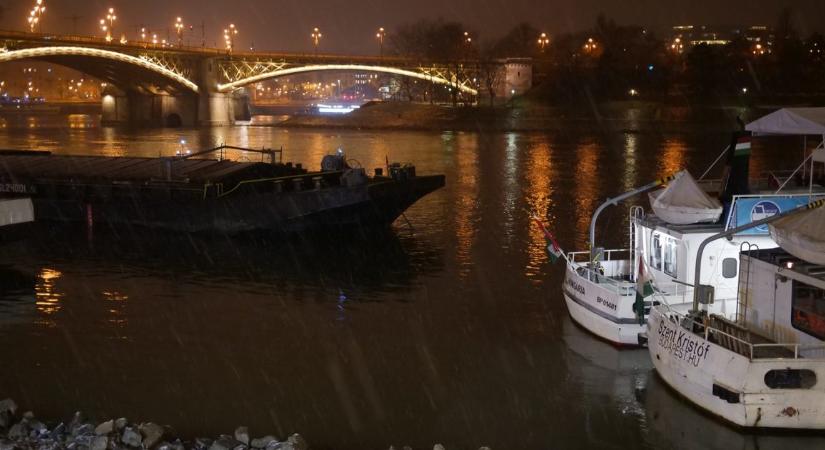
560,108,825,346
648,200,825,429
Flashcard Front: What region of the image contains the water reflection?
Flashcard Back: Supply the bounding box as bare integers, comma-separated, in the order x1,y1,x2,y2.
574,140,600,249
35,268,63,318
0,266,37,327
642,374,825,449
500,133,520,248
450,132,480,280
523,139,555,281
658,138,688,176
623,133,640,192
561,318,651,447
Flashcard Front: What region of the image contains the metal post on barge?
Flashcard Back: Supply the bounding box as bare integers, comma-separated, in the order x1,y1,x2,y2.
588,174,676,263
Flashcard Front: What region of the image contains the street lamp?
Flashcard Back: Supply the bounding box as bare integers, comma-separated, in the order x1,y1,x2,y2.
584,37,597,52
175,17,184,46
376,27,386,56
27,0,45,33
537,32,549,52
224,23,238,52
670,37,684,54
753,43,766,56
463,31,472,44
100,7,116,42
311,27,322,54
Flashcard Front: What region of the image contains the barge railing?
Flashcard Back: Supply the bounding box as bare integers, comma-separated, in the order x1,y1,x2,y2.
177,144,284,164
657,303,825,361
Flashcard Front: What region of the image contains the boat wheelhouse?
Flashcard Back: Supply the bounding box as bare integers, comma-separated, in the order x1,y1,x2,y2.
561,108,825,346
647,200,825,429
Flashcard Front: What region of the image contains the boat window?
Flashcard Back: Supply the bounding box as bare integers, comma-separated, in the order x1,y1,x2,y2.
764,369,817,389
722,258,738,279
650,234,663,271
791,280,825,340
663,237,678,277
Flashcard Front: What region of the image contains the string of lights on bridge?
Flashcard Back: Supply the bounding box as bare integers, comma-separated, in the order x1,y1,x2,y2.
19,0,781,62
21,0,560,55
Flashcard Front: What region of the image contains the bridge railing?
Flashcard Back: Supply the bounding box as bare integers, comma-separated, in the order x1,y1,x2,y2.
0,29,486,65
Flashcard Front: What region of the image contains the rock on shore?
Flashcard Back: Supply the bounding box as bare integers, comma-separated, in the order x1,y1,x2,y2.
0,398,307,450
1,398,491,450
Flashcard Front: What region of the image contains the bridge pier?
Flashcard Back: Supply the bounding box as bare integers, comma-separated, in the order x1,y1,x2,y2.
102,89,198,127
195,58,252,126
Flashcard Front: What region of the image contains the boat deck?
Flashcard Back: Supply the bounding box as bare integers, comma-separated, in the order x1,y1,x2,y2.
0,152,306,187
705,314,798,359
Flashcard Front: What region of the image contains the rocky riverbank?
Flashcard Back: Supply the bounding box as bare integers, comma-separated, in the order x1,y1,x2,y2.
0,398,306,450
0,398,490,450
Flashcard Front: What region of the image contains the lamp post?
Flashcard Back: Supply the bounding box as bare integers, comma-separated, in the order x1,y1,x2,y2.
224,23,238,53
376,27,386,57
537,32,549,52
311,27,322,54
670,37,684,54
584,37,597,53
100,7,116,42
27,0,46,33
175,17,184,46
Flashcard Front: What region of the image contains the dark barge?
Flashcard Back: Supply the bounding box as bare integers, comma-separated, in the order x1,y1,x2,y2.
0,147,445,233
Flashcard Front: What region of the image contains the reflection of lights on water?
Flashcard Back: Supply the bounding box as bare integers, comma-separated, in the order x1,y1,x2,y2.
501,133,520,246
452,133,480,279
102,290,129,328
659,138,687,176
524,140,555,282
623,134,639,192
35,268,63,317
574,141,600,249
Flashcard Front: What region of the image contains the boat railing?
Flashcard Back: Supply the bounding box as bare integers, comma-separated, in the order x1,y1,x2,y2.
567,249,635,297
566,248,631,264
657,304,825,361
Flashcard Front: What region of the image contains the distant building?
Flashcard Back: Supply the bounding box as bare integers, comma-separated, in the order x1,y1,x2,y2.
668,25,774,54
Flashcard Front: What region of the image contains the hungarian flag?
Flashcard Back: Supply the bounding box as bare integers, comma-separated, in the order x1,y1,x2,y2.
734,135,752,157
634,256,654,324
532,216,565,264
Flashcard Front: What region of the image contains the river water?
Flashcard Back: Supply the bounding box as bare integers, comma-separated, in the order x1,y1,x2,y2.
0,113,823,450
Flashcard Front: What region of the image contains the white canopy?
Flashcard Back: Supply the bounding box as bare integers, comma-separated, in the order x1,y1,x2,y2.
649,170,723,225
746,108,825,136
769,205,825,265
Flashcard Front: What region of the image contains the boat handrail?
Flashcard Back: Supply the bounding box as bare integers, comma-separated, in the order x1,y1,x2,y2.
568,263,636,297
567,248,630,264
656,303,825,361
729,192,820,200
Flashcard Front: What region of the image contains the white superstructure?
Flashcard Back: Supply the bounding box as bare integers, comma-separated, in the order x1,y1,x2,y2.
647,202,825,429
560,108,825,346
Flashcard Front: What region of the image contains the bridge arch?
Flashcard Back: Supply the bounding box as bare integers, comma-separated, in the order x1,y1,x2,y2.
0,46,198,93
217,64,478,96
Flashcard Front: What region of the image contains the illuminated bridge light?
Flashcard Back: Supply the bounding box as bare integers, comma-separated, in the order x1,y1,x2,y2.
0,46,198,93
218,64,478,96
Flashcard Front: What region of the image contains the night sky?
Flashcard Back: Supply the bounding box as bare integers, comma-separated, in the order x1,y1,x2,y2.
1,0,823,54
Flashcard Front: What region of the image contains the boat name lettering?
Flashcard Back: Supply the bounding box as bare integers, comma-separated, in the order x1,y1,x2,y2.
0,183,35,194
597,296,617,311
567,278,586,296
657,319,710,367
